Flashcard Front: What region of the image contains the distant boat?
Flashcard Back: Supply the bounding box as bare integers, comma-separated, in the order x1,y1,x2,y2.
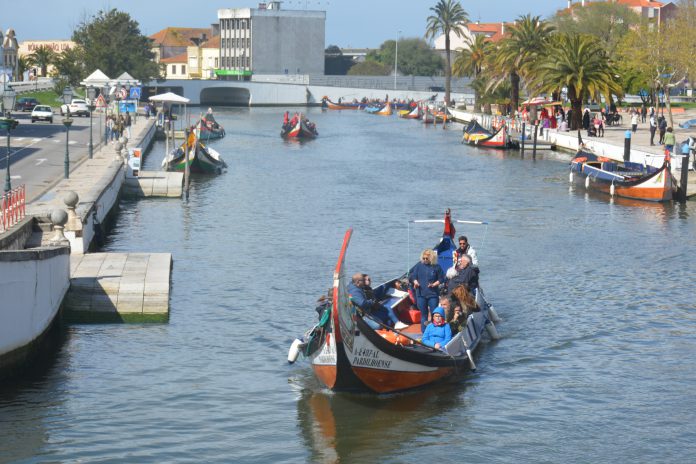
199,112,226,140
162,128,226,174
399,105,421,119
321,97,363,110
364,102,392,116
570,149,674,202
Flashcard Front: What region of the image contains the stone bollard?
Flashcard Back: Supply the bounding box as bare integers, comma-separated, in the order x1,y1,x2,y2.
119,136,129,164
114,140,123,161
63,190,82,233
49,209,69,245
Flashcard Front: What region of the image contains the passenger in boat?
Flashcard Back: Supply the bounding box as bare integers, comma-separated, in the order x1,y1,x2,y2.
421,307,452,350
315,288,333,317
446,254,479,294
204,108,219,129
453,236,478,268
409,249,445,331
348,273,407,330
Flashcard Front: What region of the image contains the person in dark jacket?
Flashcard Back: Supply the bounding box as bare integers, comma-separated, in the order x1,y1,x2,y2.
446,254,479,294
582,109,591,131
347,273,406,330
409,249,445,332
421,307,452,350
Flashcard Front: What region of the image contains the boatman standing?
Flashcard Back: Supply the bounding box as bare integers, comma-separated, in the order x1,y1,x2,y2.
453,235,478,268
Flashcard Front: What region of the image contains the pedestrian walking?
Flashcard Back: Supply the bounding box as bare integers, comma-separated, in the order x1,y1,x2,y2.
649,114,657,146
106,115,114,143
641,105,647,123
658,116,667,144
124,111,132,139
631,111,639,133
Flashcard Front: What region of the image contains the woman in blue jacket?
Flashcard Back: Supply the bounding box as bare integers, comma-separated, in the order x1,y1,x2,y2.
421,307,452,350
409,248,445,331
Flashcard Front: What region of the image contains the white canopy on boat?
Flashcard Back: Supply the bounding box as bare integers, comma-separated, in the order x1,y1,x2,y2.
149,92,190,104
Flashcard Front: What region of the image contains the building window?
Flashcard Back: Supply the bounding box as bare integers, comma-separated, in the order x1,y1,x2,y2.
215,57,219,67
171,65,176,75
246,38,250,48
181,65,186,74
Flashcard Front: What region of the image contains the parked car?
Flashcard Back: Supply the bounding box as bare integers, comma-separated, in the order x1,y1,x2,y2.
60,99,90,117
15,97,39,112
31,105,54,123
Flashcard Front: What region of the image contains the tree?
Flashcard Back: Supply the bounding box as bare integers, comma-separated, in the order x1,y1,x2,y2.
325,45,354,75
489,15,554,115
532,33,622,130
370,38,443,76
425,0,469,105
550,2,640,58
452,34,489,110
52,47,87,87
347,60,391,76
26,45,56,77
72,9,160,81
17,56,29,82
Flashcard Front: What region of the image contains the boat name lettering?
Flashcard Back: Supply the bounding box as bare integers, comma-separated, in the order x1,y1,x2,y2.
353,356,392,369
316,354,336,364
354,348,379,359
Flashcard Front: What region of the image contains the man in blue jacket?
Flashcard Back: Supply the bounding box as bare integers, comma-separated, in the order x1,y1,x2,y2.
347,273,407,330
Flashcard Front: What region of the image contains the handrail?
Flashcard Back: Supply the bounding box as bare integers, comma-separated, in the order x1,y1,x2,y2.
0,184,26,232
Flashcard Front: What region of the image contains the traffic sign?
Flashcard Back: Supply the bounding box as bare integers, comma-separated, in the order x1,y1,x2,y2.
95,94,106,108
129,86,142,100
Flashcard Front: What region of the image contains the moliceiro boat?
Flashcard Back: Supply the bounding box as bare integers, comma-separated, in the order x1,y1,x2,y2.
321,97,363,110
570,149,675,202
364,102,393,116
462,120,517,148
200,110,226,141
288,211,501,394
281,114,318,139
161,127,227,174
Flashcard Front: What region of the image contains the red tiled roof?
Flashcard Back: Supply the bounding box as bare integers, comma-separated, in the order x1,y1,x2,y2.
160,52,188,64
467,22,509,42
203,35,220,48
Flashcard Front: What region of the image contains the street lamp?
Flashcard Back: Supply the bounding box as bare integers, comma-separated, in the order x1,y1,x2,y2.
63,116,73,179
394,30,401,90
1,86,17,193
87,86,97,158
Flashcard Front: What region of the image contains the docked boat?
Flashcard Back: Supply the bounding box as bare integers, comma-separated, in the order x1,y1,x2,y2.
398,105,421,119
364,102,393,116
321,97,363,110
462,120,517,148
281,115,318,139
288,210,501,394
161,128,227,174
570,149,674,202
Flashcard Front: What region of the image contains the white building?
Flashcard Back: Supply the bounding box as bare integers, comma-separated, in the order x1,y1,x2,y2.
1,29,19,81
217,2,325,79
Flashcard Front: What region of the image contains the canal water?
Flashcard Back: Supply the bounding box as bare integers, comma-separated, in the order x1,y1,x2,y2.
2,108,696,463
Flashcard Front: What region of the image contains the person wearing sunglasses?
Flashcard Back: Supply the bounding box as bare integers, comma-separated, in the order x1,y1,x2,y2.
421,307,452,350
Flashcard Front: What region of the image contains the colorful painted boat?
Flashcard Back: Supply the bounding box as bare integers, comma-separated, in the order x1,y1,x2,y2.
364,102,392,116
462,120,516,148
570,149,674,202
289,210,500,394
281,117,319,139
199,114,226,140
161,129,227,174
398,105,421,119
321,97,363,110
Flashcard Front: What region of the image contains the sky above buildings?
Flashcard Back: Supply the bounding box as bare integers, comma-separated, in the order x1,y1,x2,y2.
9,0,567,47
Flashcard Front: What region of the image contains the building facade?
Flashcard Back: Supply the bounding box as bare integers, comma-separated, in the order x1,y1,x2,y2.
217,2,325,79
17,40,74,78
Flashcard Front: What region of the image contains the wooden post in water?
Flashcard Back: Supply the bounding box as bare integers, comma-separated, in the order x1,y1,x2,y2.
184,127,190,201
679,147,689,203
532,123,538,159
624,130,631,162
521,122,526,157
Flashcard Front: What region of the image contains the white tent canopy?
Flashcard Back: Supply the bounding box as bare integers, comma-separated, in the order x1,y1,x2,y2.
109,72,141,87
80,69,111,87
149,92,190,104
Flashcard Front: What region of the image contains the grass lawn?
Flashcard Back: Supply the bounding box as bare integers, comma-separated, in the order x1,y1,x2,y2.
17,90,63,107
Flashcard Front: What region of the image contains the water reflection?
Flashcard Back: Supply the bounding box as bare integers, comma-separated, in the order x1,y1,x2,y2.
297,383,467,463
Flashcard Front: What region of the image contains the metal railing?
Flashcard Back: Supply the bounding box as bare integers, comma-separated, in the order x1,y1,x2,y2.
1,184,26,232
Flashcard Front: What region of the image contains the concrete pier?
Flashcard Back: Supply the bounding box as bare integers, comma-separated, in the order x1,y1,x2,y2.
123,171,183,198
64,252,172,323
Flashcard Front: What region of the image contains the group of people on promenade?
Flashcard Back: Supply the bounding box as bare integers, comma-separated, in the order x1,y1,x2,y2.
104,111,132,142
345,235,482,351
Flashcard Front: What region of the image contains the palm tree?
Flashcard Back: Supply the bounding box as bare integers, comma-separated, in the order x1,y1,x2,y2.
425,0,469,105
531,33,622,130
26,45,56,77
489,15,554,114
452,34,489,111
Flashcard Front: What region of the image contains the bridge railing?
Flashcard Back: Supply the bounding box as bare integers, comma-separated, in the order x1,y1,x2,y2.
1,185,26,232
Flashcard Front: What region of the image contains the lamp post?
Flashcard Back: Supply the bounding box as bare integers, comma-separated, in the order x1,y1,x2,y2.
87,86,96,158
2,86,17,193
394,30,401,90
62,87,74,179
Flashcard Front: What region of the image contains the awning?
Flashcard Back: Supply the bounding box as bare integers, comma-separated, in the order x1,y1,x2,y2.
149,92,190,104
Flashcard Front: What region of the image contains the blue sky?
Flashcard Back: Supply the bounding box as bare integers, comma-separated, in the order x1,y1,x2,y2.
9,0,567,48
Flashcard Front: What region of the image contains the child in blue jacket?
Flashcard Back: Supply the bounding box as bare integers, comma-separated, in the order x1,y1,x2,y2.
421,307,452,350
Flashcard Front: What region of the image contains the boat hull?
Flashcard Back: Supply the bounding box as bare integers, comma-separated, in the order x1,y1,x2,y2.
571,150,674,202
